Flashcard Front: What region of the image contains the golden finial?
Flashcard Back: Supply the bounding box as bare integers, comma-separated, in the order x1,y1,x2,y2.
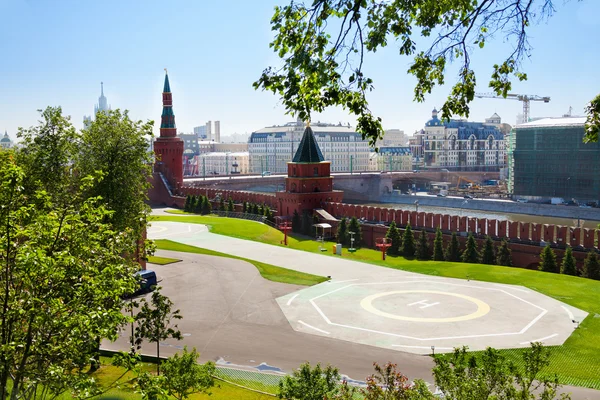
164,68,168,74
306,119,311,127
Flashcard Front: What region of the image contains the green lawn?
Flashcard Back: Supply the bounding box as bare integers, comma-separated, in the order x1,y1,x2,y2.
155,239,327,286
152,212,600,389
147,255,181,265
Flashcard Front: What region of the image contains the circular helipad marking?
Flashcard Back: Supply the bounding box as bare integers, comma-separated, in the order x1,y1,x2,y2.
360,290,490,323
149,225,169,234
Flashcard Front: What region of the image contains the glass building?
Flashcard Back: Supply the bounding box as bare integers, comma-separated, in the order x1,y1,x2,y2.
509,117,600,202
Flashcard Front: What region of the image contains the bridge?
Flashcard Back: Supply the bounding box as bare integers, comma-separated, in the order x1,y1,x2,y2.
183,170,499,202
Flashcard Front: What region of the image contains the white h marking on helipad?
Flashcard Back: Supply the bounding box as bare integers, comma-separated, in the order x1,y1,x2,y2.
408,299,440,309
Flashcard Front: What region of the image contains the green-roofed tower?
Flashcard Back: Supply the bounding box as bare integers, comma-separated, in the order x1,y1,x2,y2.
292,126,325,162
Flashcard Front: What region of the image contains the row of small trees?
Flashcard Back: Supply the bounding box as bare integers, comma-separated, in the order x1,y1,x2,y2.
183,194,213,215
539,244,600,279
184,196,275,223
336,217,363,247
383,223,514,266
242,201,275,222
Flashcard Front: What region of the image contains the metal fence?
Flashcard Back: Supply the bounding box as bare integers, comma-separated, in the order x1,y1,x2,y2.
213,366,282,396
211,211,277,228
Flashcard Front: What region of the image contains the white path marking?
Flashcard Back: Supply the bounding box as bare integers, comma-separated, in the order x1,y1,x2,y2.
298,320,330,335
408,299,427,306
420,302,440,309
561,305,575,321
519,333,558,345
392,344,453,350
286,294,299,306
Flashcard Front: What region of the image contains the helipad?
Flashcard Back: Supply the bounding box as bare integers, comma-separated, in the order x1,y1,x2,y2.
277,277,587,354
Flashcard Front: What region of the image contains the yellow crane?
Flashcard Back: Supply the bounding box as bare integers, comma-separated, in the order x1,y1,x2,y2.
475,92,550,124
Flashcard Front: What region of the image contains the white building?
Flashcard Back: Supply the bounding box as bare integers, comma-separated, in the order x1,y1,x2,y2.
378,129,407,147
187,152,249,176
248,120,370,174
83,82,110,128
214,120,221,143
1,131,12,149
376,147,413,172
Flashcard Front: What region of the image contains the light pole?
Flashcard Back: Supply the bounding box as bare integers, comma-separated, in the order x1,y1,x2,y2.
414,200,419,213
348,231,356,252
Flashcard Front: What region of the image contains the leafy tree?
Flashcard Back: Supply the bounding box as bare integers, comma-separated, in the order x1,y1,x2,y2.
277,362,340,400
401,224,415,258
292,210,301,233
416,229,430,260
461,233,480,263
432,228,445,261
445,232,461,262
219,197,225,211
584,94,600,143
161,347,216,400
539,244,557,273
560,246,577,276
227,197,234,212
135,287,183,375
362,362,434,400
253,1,593,147
433,343,570,400
337,217,348,245
348,217,362,248
583,251,600,280
480,236,496,265
496,239,512,267
385,221,401,256
201,196,212,215
0,155,140,399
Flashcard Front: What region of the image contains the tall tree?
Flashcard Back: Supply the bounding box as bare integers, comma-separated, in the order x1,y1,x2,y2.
254,1,598,147
77,109,153,238
194,196,203,214
337,218,348,246
560,246,577,276
496,239,512,267
401,224,416,258
416,230,430,260
292,210,301,233
227,197,234,212
161,347,216,400
184,195,192,212
135,287,183,375
583,251,600,280
201,196,212,215
385,221,401,256
539,244,558,273
243,201,248,213
362,363,434,400
432,228,445,261
347,217,362,248
219,197,226,212
445,232,461,262
277,363,340,400
480,236,496,265
461,233,480,263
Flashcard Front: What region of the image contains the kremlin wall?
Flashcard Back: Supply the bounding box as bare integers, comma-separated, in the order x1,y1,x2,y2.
148,72,599,272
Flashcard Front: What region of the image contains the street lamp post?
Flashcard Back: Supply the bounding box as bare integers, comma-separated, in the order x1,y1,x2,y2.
414,200,419,214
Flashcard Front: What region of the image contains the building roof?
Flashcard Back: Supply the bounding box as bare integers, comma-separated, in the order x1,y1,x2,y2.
1,132,10,143
378,146,412,155
163,72,171,93
292,126,325,163
516,117,586,129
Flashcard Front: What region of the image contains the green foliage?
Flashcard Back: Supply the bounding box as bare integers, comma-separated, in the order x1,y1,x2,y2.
401,224,415,258
292,210,301,233
227,197,234,212
362,362,434,400
302,211,313,236
496,239,512,267
560,246,577,276
480,236,496,265
385,221,401,256
135,287,183,375
337,217,348,245
416,229,430,260
584,94,600,143
243,201,248,213
461,233,480,263
194,196,203,214
583,251,600,280
348,217,362,247
253,0,572,147
201,196,212,215
445,232,461,262
184,195,192,212
161,347,216,400
433,343,570,400
219,197,226,211
539,244,558,273
433,228,445,261
277,362,340,400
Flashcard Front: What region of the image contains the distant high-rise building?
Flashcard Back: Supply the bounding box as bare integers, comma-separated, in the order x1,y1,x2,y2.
194,125,207,139
83,82,111,128
206,121,212,141
214,120,221,143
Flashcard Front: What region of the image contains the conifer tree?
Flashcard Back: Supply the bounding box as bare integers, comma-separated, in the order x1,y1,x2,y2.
194,196,203,214
201,196,211,215
539,244,557,273
480,236,496,265
496,239,512,267
432,228,444,261
258,204,264,216
385,221,401,256
401,224,415,258
560,246,577,276
292,210,301,233
219,197,225,211
461,233,480,263
242,201,247,213
302,212,312,235
184,195,192,212
416,230,430,260
445,232,461,262
337,218,348,245
227,197,234,212
583,251,600,280
348,217,362,248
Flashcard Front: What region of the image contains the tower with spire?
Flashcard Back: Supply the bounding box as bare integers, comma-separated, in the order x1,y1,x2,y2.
275,123,343,217
153,70,184,188
83,82,111,128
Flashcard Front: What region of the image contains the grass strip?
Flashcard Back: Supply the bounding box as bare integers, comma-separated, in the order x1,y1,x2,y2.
147,255,181,265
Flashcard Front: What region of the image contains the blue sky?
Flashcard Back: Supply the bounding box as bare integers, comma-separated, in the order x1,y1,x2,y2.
0,0,598,140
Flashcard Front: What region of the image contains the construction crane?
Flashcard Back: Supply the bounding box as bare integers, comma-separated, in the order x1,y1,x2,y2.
475,93,551,124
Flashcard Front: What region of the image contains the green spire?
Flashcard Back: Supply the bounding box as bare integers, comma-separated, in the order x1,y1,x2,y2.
163,71,171,93
292,126,325,163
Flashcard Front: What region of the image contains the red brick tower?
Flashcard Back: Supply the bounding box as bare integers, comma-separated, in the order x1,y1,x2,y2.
276,124,343,216
153,70,183,188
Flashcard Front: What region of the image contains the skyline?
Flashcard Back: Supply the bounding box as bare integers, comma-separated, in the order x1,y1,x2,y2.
1,0,599,139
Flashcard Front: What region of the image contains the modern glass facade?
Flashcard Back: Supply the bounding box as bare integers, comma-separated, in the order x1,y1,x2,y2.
510,118,600,202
